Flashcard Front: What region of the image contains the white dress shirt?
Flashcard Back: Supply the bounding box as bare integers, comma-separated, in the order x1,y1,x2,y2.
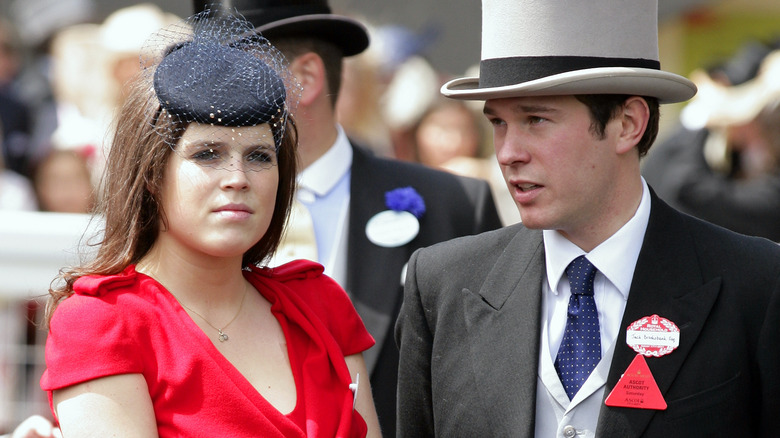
295,125,352,286
534,178,651,438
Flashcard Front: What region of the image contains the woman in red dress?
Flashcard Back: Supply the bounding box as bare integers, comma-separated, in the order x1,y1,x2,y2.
40,9,380,437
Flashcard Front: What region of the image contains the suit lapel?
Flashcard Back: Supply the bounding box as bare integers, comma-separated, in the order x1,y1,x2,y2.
467,227,544,436
597,195,721,437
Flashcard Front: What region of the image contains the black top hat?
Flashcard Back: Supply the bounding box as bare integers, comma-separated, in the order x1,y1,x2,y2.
193,0,369,56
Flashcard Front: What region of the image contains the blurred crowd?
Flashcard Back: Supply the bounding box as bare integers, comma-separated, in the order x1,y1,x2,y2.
643,37,780,241
2,2,780,232
0,1,524,225
0,1,179,217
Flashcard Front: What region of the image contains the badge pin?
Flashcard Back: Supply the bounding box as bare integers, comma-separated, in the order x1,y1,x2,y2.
365,210,420,247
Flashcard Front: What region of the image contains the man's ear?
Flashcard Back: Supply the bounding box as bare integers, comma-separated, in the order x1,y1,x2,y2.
616,96,650,155
289,52,326,107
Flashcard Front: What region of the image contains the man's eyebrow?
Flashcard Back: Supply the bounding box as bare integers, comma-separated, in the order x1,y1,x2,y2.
483,102,559,116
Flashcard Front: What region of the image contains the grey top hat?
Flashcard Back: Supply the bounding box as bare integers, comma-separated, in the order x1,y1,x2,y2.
442,0,696,103
193,0,369,56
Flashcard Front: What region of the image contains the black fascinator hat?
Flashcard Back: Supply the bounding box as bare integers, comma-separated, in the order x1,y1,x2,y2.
140,6,301,152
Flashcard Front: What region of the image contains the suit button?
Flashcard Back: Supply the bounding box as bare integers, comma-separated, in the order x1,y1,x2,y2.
562,425,577,438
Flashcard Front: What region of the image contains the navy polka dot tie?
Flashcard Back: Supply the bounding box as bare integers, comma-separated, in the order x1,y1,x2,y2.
555,255,601,400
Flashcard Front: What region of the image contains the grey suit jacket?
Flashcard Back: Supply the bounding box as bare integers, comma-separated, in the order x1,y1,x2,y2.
396,192,780,437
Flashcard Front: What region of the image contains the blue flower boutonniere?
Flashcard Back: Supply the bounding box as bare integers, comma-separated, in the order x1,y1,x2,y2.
385,186,426,219
365,187,425,248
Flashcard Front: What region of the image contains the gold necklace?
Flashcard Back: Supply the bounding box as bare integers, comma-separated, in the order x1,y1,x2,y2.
178,285,248,342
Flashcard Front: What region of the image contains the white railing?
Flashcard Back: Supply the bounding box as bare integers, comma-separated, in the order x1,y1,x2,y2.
0,211,98,431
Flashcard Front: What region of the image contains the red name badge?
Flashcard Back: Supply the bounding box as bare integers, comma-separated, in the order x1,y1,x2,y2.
626,314,680,357
605,354,667,410
605,314,680,410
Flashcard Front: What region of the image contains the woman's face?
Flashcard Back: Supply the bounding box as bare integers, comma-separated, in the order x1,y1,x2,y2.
155,122,279,261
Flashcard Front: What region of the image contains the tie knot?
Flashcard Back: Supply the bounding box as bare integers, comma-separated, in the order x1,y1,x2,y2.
566,256,597,296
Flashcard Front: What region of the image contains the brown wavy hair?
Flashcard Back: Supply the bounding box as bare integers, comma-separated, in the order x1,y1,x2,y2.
43,74,298,328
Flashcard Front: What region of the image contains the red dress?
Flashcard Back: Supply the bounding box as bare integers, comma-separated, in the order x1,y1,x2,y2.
41,260,375,437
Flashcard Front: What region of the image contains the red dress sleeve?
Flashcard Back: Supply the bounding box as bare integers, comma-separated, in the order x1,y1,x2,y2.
258,260,375,357
41,267,148,393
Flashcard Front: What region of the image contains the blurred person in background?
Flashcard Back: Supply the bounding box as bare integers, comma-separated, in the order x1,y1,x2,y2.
414,98,484,169
380,55,440,162
0,129,37,211
643,44,780,241
412,94,522,225
338,23,441,162
31,147,95,214
98,3,180,108
335,22,393,157
47,4,180,182
0,18,33,180
8,0,95,179
44,22,106,176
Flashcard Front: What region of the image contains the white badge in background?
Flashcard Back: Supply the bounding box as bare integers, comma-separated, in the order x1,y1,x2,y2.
365,210,420,247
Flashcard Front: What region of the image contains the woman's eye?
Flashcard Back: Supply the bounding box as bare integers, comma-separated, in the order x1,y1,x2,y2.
191,147,220,161
247,148,276,165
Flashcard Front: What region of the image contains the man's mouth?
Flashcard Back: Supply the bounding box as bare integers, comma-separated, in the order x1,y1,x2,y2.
516,183,541,192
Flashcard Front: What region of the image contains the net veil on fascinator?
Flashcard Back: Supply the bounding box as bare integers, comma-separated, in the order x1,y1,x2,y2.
139,5,301,171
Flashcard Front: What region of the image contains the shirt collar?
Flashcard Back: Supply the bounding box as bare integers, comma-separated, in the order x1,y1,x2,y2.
543,178,651,299
298,124,352,198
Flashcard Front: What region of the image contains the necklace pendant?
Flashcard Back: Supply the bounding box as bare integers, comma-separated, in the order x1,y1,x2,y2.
218,329,229,342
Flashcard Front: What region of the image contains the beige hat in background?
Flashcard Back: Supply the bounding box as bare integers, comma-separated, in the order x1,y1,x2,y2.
100,3,181,58
681,50,780,130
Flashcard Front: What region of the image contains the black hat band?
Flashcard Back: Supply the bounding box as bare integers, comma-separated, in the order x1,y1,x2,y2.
235,5,331,29
479,56,661,89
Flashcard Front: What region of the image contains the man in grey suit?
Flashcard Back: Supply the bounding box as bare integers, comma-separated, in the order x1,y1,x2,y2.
395,0,780,436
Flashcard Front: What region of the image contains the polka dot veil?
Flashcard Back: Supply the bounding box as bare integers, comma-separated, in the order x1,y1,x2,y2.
139,5,301,172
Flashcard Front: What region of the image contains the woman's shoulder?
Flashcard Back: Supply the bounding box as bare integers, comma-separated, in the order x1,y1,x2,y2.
249,260,343,296
44,266,156,391
252,259,325,282
248,260,374,355
55,265,160,327
71,265,141,297
249,261,351,318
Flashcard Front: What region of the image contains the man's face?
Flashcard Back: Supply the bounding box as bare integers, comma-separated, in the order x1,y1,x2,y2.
483,95,624,243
